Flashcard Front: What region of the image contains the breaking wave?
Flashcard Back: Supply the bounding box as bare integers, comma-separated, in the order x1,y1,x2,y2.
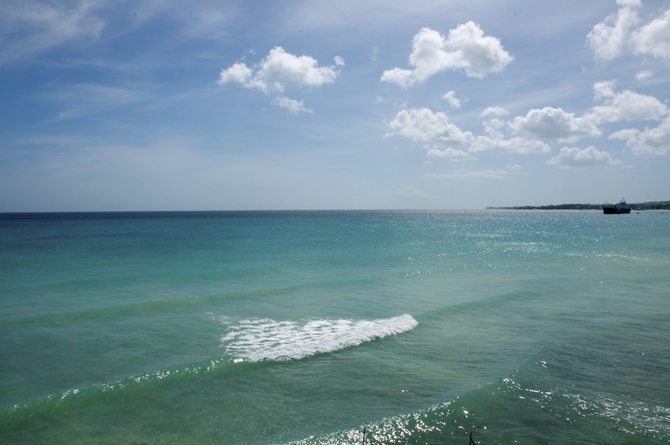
220,314,418,362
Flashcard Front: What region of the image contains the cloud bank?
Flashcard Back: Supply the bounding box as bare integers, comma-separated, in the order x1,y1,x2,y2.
387,74,670,163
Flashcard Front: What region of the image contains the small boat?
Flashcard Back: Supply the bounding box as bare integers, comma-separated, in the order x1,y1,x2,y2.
603,199,631,214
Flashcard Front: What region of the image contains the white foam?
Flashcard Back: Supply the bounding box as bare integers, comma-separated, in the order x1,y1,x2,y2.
220,314,417,362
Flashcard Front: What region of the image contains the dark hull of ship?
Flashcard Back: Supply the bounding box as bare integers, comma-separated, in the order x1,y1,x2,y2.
603,207,631,214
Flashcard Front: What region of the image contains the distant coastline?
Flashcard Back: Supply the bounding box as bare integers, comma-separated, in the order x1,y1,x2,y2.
487,200,670,210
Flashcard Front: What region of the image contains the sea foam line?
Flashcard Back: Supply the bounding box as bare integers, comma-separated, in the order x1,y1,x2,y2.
220,314,418,362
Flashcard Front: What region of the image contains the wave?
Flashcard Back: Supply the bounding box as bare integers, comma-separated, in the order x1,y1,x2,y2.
3,356,237,415
4,314,418,417
283,369,670,445
220,314,418,362
0,286,302,329
285,401,455,445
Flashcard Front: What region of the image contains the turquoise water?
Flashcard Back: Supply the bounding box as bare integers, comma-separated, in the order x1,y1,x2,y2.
1,210,669,444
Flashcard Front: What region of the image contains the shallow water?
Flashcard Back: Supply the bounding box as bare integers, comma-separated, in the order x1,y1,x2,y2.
1,210,669,444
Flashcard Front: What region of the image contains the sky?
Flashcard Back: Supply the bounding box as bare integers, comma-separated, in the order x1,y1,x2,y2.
1,0,669,211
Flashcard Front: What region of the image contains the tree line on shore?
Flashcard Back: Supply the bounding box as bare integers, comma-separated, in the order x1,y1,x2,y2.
487,201,670,210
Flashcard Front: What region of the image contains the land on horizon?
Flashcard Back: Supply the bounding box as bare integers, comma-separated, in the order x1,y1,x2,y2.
487,200,670,210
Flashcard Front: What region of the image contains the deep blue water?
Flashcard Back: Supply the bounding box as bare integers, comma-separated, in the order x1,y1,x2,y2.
1,210,669,444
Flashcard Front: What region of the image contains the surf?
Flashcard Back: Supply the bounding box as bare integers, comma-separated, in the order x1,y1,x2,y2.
220,314,418,362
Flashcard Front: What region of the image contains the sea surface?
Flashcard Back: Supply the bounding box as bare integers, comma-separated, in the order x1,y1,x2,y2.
1,210,669,445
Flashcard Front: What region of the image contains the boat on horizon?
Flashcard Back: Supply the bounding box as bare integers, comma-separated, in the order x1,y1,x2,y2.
603,199,631,214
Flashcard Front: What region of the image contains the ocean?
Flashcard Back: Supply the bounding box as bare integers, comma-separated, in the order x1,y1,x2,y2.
0,210,668,445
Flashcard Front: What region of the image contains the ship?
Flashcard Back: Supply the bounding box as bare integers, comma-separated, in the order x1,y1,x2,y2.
603,199,631,214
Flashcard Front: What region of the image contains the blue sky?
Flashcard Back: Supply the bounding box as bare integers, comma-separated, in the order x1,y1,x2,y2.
1,0,669,211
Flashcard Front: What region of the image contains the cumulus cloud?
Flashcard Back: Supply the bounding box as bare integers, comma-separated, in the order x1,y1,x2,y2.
509,107,601,142
442,91,461,108
271,96,313,114
587,1,640,60
479,106,509,117
588,1,670,61
218,62,258,88
381,23,512,87
547,146,619,168
387,108,474,146
474,118,545,153
387,107,552,155
585,80,667,123
218,47,341,93
633,10,670,59
467,116,550,154
426,147,469,158
610,116,670,156
469,135,551,154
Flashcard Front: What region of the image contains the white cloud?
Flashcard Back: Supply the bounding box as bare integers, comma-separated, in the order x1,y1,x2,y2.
610,116,670,156
446,22,513,79
387,109,550,155
509,107,601,142
334,56,345,66
387,108,474,146
633,10,670,59
588,2,670,61
442,91,461,108
635,70,652,80
217,62,258,88
585,80,667,123
426,147,469,158
218,47,341,93
381,23,512,87
479,106,509,117
469,135,551,154
592,80,617,101
271,97,313,114
587,2,640,61
468,117,550,154
547,146,619,168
